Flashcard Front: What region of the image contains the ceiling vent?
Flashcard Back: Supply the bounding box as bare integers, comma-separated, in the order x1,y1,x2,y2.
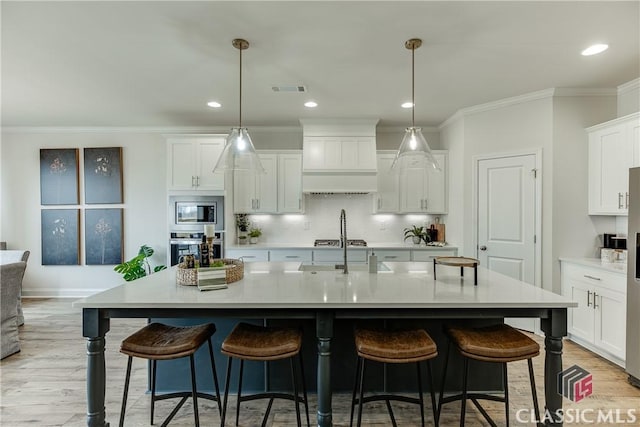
272,85,307,92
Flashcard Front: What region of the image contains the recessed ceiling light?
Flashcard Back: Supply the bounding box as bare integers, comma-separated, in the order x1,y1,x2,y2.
581,44,608,56
304,101,318,108
207,101,222,108
401,102,414,109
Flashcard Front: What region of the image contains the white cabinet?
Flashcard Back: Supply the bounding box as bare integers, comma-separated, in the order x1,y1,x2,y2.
588,113,640,215
373,153,400,213
167,135,226,192
371,249,411,262
312,249,368,264
411,248,458,262
234,154,278,213
303,136,377,172
277,153,304,213
269,249,312,263
399,152,448,214
225,249,269,262
234,152,303,214
561,261,626,366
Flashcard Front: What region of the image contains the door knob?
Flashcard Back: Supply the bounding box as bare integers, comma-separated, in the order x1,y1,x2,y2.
479,245,487,251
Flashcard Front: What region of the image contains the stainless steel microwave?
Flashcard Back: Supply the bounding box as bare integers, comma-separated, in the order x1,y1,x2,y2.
169,196,224,231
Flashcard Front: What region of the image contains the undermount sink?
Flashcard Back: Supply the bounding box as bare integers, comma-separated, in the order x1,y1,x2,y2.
297,263,391,272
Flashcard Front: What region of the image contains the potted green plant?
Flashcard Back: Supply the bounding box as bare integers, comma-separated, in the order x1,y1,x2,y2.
403,225,426,245
114,245,166,282
236,214,250,244
248,227,262,244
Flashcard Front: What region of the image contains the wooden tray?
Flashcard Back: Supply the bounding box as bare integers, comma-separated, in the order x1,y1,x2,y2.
176,258,244,286
433,256,479,285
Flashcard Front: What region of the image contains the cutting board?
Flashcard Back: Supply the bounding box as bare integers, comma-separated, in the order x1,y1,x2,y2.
435,223,446,242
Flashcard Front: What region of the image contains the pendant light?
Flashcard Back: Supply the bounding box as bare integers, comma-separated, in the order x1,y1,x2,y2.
391,38,440,171
213,38,265,174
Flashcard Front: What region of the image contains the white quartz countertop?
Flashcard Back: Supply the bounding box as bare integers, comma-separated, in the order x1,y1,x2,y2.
226,243,457,250
75,262,575,310
559,258,627,275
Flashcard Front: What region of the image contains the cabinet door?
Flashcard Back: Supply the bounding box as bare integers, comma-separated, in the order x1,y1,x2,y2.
196,137,225,190
278,154,304,213
400,168,428,212
375,154,399,213
594,287,626,360
233,170,257,213
588,124,632,214
255,154,278,213
374,250,411,262
425,153,447,214
411,249,457,262
269,249,312,262
225,249,269,262
567,280,595,343
168,139,197,190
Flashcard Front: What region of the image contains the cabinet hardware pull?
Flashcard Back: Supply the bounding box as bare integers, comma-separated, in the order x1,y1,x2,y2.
584,274,601,281
420,199,424,209
424,199,427,210
191,176,195,187
196,176,200,186
257,199,260,209
299,199,302,210
285,256,299,258
619,192,623,209
244,256,256,259
385,256,398,259
627,192,630,209
587,290,592,307
593,292,598,309
251,199,255,209
378,198,381,210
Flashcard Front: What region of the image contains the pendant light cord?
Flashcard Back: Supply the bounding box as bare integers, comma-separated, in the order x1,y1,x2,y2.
411,44,415,128
239,44,243,129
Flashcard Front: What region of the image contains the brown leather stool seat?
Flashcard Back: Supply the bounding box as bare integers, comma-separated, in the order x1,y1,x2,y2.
351,328,439,427
220,322,309,427
437,324,541,426
119,322,221,427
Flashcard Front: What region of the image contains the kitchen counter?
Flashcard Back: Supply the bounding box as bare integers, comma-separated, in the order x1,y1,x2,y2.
225,242,457,250
75,262,574,427
559,257,627,274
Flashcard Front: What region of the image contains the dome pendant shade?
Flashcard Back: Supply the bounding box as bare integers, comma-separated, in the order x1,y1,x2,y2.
213,127,265,173
391,127,440,170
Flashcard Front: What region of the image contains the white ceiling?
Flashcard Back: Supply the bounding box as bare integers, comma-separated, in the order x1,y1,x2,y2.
2,1,639,128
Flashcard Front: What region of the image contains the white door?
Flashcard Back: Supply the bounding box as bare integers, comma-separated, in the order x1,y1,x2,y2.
477,154,538,331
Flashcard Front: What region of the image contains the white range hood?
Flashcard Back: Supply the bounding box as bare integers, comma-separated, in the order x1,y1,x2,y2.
301,119,379,193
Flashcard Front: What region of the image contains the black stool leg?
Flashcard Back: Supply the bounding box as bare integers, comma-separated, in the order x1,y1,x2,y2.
528,358,541,424
208,339,222,416
437,341,451,424
350,356,362,427
291,357,302,427
119,356,133,427
427,360,438,427
151,359,157,425
356,358,367,427
460,357,469,427
503,363,509,427
221,357,233,427
299,352,310,427
417,362,425,427
236,359,244,427
190,354,200,427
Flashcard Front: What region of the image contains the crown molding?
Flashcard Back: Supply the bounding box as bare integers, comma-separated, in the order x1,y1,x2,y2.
1,125,302,134
618,78,640,95
439,87,616,130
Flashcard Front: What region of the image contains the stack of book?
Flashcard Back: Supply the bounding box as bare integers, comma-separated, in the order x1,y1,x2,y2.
197,267,228,291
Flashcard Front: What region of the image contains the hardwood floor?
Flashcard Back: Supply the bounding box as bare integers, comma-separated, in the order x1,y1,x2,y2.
1,298,638,426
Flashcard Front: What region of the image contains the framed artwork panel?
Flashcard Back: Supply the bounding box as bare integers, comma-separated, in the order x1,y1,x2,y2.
41,209,80,265
85,209,123,265
40,149,79,205
84,147,123,204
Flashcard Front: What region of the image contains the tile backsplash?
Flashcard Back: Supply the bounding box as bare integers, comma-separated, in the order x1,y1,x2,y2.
239,194,445,245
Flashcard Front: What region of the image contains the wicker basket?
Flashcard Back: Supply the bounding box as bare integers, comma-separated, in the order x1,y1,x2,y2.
176,258,244,286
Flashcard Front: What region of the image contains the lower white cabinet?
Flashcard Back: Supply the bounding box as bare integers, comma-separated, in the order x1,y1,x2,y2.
411,249,458,261
371,250,411,262
561,261,626,366
313,249,367,264
226,249,269,262
269,249,312,263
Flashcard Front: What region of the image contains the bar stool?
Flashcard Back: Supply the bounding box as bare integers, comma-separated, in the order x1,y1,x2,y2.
437,324,541,426
119,322,221,427
350,328,439,427
220,322,309,427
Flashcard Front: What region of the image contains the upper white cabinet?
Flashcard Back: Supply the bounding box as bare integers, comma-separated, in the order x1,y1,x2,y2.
399,152,448,214
234,151,304,214
167,135,226,192
303,136,377,172
374,153,400,213
588,112,640,215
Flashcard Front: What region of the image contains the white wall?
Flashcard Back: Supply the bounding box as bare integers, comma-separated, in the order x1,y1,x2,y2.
618,78,640,117
439,118,464,250
1,130,168,297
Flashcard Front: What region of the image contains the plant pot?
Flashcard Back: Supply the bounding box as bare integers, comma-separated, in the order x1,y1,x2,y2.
412,236,422,245
250,237,258,244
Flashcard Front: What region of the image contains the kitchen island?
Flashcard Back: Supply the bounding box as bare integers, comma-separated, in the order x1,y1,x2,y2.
74,261,576,427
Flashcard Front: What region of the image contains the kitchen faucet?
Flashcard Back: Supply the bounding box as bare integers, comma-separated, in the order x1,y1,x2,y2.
339,209,348,274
